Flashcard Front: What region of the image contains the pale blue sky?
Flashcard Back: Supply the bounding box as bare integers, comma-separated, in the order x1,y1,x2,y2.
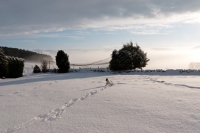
1,0,200,69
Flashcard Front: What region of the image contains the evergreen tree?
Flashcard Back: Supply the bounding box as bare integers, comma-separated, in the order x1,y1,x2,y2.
109,50,119,70
56,50,70,73
109,49,132,71
109,42,149,71
0,48,8,78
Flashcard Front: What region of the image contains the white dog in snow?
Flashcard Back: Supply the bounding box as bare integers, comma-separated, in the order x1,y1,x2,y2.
105,78,114,87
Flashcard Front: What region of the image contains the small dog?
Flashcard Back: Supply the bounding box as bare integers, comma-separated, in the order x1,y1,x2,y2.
105,78,114,87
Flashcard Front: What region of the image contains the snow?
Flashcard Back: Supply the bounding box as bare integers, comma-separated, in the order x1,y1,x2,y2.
1,64,200,133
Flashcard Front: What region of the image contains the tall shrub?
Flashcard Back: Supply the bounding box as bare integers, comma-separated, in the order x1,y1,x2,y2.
56,50,70,72
0,48,8,78
7,56,24,78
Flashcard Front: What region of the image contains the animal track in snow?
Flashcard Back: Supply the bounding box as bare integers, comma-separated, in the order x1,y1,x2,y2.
148,77,200,89
1,85,112,133
174,84,200,89
34,90,99,122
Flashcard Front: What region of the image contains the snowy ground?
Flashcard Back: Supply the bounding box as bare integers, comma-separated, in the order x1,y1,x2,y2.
0,65,200,133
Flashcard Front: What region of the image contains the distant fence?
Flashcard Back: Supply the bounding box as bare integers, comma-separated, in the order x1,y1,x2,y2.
70,57,111,68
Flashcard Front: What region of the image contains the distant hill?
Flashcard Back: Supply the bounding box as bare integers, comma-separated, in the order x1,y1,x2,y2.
0,46,53,62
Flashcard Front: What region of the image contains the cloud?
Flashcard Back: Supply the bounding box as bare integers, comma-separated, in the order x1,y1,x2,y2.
193,46,200,49
1,0,200,36
151,48,174,51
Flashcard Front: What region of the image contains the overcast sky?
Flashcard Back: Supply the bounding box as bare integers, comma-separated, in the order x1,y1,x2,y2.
1,0,200,69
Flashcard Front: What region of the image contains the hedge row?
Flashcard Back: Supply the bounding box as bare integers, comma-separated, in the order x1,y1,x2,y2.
6,56,24,78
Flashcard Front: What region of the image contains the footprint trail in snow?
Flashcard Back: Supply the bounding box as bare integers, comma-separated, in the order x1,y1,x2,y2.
1,85,111,133
34,90,98,122
145,76,200,89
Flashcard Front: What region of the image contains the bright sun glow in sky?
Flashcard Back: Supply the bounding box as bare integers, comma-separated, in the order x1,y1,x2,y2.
1,0,200,69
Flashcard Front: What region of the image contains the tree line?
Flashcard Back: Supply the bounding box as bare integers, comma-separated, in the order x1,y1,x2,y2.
34,41,149,73
1,42,150,78
0,46,53,62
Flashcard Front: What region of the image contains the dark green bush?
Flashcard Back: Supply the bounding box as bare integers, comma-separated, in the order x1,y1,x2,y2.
6,56,24,78
56,50,70,73
33,65,41,73
0,48,8,78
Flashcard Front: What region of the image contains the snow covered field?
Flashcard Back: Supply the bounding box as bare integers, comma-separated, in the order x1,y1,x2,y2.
1,65,200,133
